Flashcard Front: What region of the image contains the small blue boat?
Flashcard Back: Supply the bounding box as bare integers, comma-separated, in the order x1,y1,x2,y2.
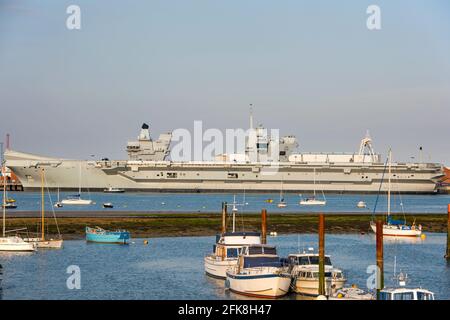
85,226,130,244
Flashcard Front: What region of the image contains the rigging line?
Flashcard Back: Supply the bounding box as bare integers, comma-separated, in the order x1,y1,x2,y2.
394,176,407,223
241,190,246,233
44,174,61,237
372,156,389,219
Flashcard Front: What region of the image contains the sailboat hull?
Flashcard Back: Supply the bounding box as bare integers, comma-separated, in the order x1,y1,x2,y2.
0,237,36,252
61,199,93,205
299,200,326,206
36,239,63,249
370,222,422,237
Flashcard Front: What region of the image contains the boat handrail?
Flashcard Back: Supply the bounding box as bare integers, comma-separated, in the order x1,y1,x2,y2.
5,228,29,233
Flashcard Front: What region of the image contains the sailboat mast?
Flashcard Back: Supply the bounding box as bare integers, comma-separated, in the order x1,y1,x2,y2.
387,149,392,219
280,180,283,201
313,168,317,197
41,168,45,241
79,163,82,195
2,164,6,237
232,195,236,233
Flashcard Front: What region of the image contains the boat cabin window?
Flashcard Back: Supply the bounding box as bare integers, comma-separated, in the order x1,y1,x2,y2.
393,292,415,300
313,272,332,278
417,292,434,300
378,292,392,300
227,173,238,179
243,256,281,268
308,256,332,266
227,248,239,258
248,246,277,255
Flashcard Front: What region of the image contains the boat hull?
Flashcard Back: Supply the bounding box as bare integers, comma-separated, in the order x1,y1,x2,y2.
204,256,237,279
370,222,422,237
86,228,130,244
61,199,93,205
37,239,63,249
299,201,326,206
293,278,346,296
0,237,36,252
5,150,442,194
226,272,291,298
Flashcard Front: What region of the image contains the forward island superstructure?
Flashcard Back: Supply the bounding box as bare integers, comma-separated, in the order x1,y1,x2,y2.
4,116,444,194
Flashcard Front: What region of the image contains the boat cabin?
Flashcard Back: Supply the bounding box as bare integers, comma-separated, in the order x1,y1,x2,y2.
237,245,284,270
379,288,435,300
211,232,261,260
288,253,333,267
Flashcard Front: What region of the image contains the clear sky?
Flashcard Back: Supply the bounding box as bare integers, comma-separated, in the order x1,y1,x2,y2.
1,0,449,163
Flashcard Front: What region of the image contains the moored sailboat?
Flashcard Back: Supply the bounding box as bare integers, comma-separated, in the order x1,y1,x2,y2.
25,168,63,249
0,164,35,252
370,149,422,237
61,163,93,205
277,180,287,208
299,168,326,206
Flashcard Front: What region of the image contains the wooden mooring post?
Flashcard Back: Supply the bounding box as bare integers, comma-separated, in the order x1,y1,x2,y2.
318,213,326,297
261,209,267,244
376,219,384,299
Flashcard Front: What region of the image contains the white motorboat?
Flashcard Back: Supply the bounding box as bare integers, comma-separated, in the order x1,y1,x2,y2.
299,168,326,206
288,250,346,296
1,165,35,252
378,273,434,300
204,196,261,279
370,149,422,238
204,231,261,279
226,244,291,298
103,202,114,208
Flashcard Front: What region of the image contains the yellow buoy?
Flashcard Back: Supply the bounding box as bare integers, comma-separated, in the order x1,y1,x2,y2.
420,234,426,240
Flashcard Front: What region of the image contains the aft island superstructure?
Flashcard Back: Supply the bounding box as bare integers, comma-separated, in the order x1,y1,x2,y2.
4,118,444,194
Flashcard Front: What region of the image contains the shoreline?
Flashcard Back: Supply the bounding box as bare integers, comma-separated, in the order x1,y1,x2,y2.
4,212,447,240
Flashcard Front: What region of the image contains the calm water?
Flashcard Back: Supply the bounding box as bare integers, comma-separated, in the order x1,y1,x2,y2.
5,192,450,213
1,233,449,300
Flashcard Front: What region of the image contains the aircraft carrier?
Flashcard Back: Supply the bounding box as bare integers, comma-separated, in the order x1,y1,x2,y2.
4,118,444,194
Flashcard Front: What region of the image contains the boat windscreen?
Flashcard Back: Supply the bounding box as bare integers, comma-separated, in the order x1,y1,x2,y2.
308,256,332,266
248,246,277,255
243,256,282,268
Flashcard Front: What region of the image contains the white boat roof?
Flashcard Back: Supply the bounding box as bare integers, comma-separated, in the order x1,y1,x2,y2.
288,252,331,258
381,287,434,294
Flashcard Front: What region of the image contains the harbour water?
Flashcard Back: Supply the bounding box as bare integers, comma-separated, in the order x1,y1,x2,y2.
4,192,450,214
0,233,449,300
